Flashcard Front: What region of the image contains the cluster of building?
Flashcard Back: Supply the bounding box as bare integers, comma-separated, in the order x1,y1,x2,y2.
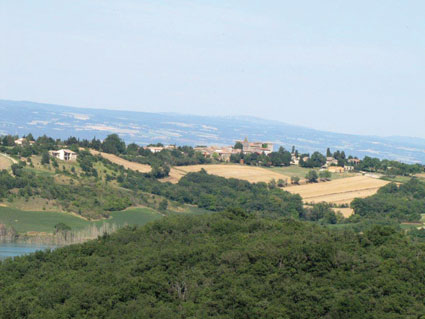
238,138,274,155
289,152,362,172
194,138,274,162
323,157,361,172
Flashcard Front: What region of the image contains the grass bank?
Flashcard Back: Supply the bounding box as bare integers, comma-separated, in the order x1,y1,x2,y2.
0,206,162,234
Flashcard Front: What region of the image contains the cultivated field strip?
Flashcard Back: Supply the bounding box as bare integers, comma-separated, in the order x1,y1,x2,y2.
286,176,389,205
166,164,290,184
88,150,151,173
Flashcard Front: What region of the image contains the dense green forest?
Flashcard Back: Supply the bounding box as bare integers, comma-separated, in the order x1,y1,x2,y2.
122,168,303,217
350,178,425,222
1,210,425,318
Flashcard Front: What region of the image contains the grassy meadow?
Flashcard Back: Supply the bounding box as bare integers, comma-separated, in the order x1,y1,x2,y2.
0,206,162,234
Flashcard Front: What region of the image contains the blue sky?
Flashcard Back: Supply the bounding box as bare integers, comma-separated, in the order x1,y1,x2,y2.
1,1,424,137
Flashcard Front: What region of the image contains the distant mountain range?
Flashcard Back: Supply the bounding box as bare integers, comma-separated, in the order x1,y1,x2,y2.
1,99,425,163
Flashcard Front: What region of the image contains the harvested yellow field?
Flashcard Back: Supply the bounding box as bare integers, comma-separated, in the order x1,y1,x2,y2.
286,176,389,205
165,164,290,184
88,150,151,173
0,153,14,170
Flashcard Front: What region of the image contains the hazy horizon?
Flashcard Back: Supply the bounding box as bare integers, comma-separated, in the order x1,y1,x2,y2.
1,1,424,138
5,98,425,142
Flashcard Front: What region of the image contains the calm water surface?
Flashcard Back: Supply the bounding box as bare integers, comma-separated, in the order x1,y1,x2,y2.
0,243,56,260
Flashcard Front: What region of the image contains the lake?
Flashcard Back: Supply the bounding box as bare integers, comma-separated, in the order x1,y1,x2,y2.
0,242,56,261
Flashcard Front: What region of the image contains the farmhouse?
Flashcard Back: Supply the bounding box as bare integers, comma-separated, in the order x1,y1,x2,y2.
49,149,78,161
237,137,274,155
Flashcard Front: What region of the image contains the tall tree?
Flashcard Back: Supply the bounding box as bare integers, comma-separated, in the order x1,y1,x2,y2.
101,134,126,154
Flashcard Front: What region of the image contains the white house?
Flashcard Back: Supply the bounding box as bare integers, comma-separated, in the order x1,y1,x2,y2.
49,149,78,161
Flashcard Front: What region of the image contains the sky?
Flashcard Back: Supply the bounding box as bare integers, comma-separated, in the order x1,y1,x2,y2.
0,1,424,137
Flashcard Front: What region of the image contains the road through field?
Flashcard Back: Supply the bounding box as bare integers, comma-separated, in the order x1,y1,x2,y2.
286,175,389,205
165,164,290,184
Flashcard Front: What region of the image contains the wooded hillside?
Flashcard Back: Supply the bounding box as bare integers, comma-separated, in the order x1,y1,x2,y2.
1,210,425,318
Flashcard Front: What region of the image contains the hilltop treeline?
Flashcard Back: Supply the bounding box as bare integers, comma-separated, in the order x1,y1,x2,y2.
356,156,424,176
1,211,425,318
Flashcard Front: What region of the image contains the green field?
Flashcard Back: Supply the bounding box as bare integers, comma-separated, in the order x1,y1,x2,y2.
0,206,161,234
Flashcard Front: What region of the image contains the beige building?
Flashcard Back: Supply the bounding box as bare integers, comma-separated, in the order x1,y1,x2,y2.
143,145,176,153
237,138,274,155
14,138,35,146
327,166,344,173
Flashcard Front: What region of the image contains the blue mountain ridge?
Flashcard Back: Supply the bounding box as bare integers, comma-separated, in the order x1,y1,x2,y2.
1,99,424,163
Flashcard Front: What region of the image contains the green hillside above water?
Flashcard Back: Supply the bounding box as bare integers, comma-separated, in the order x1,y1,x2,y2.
1,211,425,318
0,206,161,234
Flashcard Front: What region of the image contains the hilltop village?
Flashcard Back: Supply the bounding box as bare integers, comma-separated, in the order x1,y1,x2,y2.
193,138,358,173
2,134,417,179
